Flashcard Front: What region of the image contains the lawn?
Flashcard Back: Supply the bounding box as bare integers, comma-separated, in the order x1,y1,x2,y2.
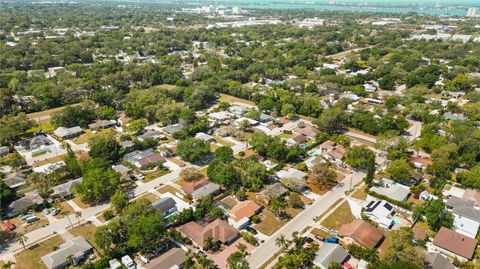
15,235,64,269
320,201,355,230
135,192,159,203
351,185,368,200
311,228,334,239
32,154,67,167
54,200,75,219
219,93,256,107
72,195,92,209
253,210,286,236
72,129,116,145
213,136,235,147
143,169,169,182
157,185,183,196
68,223,99,251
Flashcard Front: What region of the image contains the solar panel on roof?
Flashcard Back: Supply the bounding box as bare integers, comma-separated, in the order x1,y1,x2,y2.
383,203,393,211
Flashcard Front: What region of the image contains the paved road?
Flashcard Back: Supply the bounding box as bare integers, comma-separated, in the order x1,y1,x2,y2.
247,171,365,268
0,137,248,262
403,120,422,142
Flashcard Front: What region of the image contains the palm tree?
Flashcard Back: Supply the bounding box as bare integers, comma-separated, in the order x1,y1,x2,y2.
16,233,28,250
66,254,74,266
275,234,288,249
74,211,82,227
62,211,74,228
1,261,15,269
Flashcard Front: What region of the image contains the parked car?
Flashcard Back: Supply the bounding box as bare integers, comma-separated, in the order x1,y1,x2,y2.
246,227,258,235
3,220,16,231
121,255,136,269
50,207,60,216
134,173,144,180
25,215,39,223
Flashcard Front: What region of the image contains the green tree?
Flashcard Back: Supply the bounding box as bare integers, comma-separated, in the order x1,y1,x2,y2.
176,138,210,163
345,146,375,171
0,181,16,213
383,228,423,268
214,146,234,162
311,162,337,188
227,243,250,269
315,107,346,135
0,114,33,145
386,159,413,184
413,199,453,231
88,136,121,164
125,119,147,134
111,190,129,213
76,160,120,203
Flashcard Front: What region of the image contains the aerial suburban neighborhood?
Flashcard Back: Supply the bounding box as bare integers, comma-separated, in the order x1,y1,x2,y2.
0,1,480,269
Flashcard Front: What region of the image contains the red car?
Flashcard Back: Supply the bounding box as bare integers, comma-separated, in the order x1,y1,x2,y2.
3,220,16,231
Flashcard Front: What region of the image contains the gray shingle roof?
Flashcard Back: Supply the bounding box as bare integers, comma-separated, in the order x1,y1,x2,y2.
41,236,92,269
313,243,349,269
152,197,176,213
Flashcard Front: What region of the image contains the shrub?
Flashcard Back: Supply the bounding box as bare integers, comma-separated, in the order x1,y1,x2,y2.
251,215,261,224
103,209,114,220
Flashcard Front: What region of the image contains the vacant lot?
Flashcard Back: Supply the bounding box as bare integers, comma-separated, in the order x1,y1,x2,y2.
72,129,116,145
320,201,355,230
219,93,256,107
253,210,286,236
351,185,368,200
15,235,64,269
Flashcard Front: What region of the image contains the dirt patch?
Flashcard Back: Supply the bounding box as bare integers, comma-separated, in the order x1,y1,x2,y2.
253,210,286,236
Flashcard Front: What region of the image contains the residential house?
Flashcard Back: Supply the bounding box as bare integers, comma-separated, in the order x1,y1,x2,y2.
292,125,320,139
229,105,248,117
363,200,395,229
8,190,43,217
285,133,307,146
424,252,454,269
182,178,210,195
370,178,411,202
0,146,9,157
214,125,238,137
445,196,480,238
41,236,93,269
338,220,384,248
276,167,307,181
119,140,135,149
195,132,214,142
51,178,83,199
233,117,258,127
177,219,238,249
137,130,165,142
208,111,233,124
88,119,116,130
152,197,177,218
17,135,53,153
317,140,346,164
410,156,433,169
228,200,262,229
144,248,186,269
162,124,184,136
3,173,27,189
431,227,478,261
192,182,221,201
112,164,131,176
124,149,164,168
312,243,349,269
53,126,83,139
137,153,164,168
259,183,288,203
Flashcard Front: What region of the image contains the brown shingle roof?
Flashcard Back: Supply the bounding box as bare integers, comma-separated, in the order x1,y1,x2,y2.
338,220,384,248
182,179,209,195
228,200,261,222
433,227,478,259
177,219,238,248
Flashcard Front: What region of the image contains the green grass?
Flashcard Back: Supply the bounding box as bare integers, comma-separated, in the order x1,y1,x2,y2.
31,151,48,157
321,201,355,230
15,235,64,269
69,223,100,251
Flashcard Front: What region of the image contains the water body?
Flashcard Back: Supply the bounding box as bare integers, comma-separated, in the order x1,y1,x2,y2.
173,0,480,16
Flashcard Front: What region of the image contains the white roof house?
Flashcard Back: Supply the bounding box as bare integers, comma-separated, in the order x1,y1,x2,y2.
370,178,410,202
363,200,395,229
276,168,307,180
53,126,83,139
312,243,349,269
446,196,480,239
195,132,214,142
